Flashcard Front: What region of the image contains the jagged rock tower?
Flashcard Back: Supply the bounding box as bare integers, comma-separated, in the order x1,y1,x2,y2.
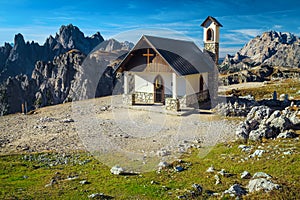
201,16,223,65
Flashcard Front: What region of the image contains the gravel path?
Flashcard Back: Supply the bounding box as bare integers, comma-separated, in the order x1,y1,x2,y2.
0,96,238,171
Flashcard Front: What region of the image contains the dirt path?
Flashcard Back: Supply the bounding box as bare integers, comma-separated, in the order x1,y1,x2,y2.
0,96,238,171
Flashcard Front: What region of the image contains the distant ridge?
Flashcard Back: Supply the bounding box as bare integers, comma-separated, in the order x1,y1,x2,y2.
0,24,104,83
221,31,300,71
0,25,134,115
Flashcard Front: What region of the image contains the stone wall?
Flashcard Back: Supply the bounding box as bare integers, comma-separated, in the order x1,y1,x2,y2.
165,98,180,111
132,92,154,104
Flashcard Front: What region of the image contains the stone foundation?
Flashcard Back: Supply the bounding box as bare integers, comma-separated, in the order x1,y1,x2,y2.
132,92,154,104
165,98,180,111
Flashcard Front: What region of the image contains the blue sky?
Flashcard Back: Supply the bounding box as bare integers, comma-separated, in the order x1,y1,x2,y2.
1,0,300,57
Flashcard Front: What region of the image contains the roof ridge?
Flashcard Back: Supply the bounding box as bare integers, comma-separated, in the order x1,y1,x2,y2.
143,35,194,43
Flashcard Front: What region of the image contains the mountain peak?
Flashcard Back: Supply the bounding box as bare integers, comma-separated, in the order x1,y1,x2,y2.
222,30,300,69
14,33,25,47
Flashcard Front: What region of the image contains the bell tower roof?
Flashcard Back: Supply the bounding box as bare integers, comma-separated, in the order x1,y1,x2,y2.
201,16,223,27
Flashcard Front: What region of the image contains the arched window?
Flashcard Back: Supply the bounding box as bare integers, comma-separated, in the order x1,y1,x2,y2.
206,28,214,41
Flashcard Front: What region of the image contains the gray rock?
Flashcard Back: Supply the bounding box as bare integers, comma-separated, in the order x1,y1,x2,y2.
79,180,88,185
277,129,297,139
45,179,57,187
247,178,280,193
250,150,265,158
61,118,74,123
158,161,169,168
214,174,221,185
218,169,232,177
192,183,203,194
269,116,293,132
110,166,125,175
206,166,215,173
224,184,247,197
238,145,252,152
253,172,272,179
241,171,251,179
100,106,108,111
174,166,184,172
88,193,105,199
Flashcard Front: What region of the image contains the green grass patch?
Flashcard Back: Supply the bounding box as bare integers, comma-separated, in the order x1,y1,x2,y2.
0,138,299,199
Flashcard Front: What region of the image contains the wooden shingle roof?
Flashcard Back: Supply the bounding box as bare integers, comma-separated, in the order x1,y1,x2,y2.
201,16,223,27
117,35,215,76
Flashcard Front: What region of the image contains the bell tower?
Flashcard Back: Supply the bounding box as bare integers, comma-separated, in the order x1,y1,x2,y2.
201,16,222,65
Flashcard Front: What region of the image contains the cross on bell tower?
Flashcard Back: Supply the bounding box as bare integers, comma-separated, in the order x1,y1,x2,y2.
201,16,223,65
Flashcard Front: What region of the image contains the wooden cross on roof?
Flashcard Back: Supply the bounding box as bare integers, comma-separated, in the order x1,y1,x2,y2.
143,48,154,67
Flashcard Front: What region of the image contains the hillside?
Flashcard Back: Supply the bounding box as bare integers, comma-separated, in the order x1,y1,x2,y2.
0,95,299,199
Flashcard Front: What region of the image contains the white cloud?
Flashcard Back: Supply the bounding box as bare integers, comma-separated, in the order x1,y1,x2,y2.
273,25,283,29
219,47,241,57
230,29,262,37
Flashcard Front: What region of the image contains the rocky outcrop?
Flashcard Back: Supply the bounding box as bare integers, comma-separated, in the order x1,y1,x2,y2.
220,65,300,85
221,31,300,71
0,37,132,115
0,24,104,83
235,106,299,141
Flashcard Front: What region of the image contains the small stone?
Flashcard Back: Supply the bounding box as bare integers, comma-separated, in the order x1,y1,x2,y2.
100,106,108,111
66,176,79,181
79,180,88,185
283,151,292,155
214,174,221,185
192,183,202,193
241,171,251,179
174,166,184,172
206,166,215,173
88,193,104,198
250,150,265,157
110,166,125,175
218,169,232,177
158,161,169,168
45,179,57,187
238,145,252,152
60,118,74,123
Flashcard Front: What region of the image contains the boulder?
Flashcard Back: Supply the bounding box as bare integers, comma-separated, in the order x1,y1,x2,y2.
253,172,272,179
224,184,247,197
247,178,280,193
110,166,125,175
241,171,251,179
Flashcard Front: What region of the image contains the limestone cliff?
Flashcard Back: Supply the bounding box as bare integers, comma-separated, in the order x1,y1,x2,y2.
221,31,300,71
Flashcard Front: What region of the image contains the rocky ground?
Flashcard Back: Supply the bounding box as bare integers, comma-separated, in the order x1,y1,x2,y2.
0,94,299,199
0,96,237,170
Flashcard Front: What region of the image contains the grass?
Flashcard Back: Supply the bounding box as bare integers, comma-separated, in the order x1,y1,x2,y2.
0,138,299,199
222,78,300,100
